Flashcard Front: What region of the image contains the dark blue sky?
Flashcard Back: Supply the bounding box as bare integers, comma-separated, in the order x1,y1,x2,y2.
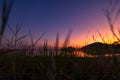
1,0,117,46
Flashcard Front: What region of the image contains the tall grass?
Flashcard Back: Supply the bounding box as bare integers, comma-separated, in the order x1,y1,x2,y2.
103,0,120,42
55,33,59,56
29,29,45,55
60,29,73,56
7,22,29,49
103,0,120,75
0,0,13,47
97,30,106,43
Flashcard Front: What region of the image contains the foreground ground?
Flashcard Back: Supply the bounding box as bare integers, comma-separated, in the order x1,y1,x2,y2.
0,54,120,80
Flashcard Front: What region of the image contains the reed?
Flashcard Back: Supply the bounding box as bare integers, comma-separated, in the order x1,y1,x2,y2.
0,0,13,47
29,29,45,55
103,0,120,76
54,33,59,56
103,0,120,42
7,22,29,49
97,30,106,43
60,29,72,56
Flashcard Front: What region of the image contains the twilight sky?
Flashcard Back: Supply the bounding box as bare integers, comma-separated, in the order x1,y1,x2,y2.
1,0,120,47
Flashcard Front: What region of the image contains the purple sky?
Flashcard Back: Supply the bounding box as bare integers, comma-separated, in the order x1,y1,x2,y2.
1,0,119,47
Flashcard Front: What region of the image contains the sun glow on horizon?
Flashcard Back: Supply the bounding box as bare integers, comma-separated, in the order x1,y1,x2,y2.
69,26,120,47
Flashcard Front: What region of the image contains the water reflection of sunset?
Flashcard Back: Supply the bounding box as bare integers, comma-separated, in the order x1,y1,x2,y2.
74,51,92,57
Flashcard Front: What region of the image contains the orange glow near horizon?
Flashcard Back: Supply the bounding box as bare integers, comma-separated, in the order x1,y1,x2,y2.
4,0,120,49
43,30,119,48
36,22,120,48
69,25,120,47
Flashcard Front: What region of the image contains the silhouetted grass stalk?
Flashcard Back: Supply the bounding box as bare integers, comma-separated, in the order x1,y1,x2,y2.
55,33,59,56
97,30,106,43
104,0,120,42
60,29,72,56
29,29,45,55
8,23,29,49
43,39,48,56
104,0,120,74
0,0,13,47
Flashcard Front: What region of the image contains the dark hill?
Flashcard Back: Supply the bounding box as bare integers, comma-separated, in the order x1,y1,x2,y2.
81,42,120,55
